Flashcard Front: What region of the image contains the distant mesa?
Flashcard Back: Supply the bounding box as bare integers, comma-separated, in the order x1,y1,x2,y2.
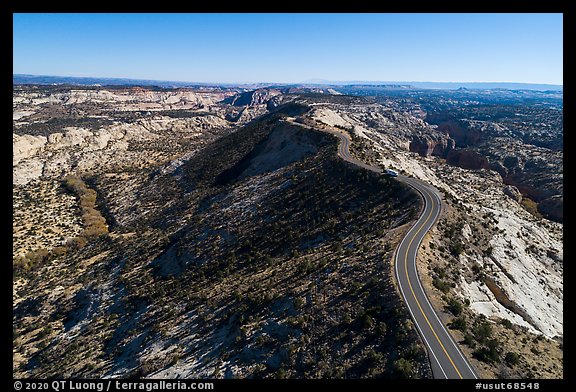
343,84,414,90
13,74,563,92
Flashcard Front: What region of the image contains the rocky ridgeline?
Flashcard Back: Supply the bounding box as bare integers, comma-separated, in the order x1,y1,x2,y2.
222,88,282,107
13,87,229,109
12,86,562,379
12,86,294,186
13,107,428,379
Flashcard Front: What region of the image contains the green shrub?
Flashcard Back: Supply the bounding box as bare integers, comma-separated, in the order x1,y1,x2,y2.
366,349,384,366
505,352,520,367
450,316,467,331
499,318,514,329
449,242,464,257
445,297,463,316
474,338,501,364
433,278,451,294
463,333,476,348
472,321,493,343
376,321,387,335
393,358,414,378
362,314,375,330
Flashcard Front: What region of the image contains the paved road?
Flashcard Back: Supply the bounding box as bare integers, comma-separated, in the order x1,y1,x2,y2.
312,125,478,379
395,176,478,379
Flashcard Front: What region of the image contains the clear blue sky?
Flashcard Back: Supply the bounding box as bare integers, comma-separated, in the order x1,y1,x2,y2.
13,13,563,85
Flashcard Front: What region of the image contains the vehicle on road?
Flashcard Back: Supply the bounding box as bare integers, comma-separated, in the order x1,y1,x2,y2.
294,119,477,378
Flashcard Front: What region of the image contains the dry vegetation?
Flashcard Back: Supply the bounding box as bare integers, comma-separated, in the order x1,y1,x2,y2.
14,85,561,380
13,180,82,260
13,176,108,276
63,175,109,239
13,106,431,379
417,201,562,378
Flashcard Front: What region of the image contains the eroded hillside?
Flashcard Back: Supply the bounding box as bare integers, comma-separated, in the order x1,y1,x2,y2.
303,92,563,378
13,91,429,379
13,85,562,379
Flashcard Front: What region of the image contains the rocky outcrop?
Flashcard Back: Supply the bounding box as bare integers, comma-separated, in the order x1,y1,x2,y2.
13,158,44,186
13,134,47,166
446,149,490,170
224,105,269,123
409,134,455,157
503,185,522,202
224,89,282,107
266,95,282,111
489,161,508,177
538,195,563,223
497,154,561,203
482,143,563,224
437,120,484,147
12,115,232,186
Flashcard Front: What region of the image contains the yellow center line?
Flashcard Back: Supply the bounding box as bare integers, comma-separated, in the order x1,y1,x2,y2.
321,123,466,378
403,187,463,379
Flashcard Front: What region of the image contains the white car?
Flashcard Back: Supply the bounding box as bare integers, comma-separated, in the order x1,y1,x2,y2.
385,169,398,177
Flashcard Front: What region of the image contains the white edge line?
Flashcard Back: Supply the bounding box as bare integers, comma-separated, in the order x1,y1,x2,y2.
417,185,478,378
309,123,464,379
410,181,479,379
393,195,448,379
423,185,479,378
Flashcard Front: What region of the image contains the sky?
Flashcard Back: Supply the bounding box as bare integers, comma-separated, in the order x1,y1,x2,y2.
13,13,563,85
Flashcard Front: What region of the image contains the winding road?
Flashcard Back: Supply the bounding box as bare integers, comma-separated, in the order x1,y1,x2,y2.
309,123,478,379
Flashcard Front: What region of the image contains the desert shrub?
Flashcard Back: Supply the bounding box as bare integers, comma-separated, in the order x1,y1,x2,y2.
499,318,514,330
463,333,476,348
393,358,414,378
450,316,467,331
505,351,520,367
474,338,501,364
449,241,464,257
433,278,451,293
472,320,493,343
445,297,463,316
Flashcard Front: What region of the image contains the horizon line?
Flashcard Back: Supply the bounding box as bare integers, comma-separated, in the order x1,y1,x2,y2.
13,73,563,87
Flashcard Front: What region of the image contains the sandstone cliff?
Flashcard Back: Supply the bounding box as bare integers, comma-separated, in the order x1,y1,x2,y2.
409,134,455,157
446,148,490,170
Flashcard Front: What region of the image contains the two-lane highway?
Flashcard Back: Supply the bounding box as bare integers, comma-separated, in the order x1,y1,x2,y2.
395,176,478,379
307,123,477,379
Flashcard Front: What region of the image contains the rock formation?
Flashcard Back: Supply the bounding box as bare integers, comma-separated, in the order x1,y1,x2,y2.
446,148,490,170
223,88,282,107
409,134,455,157
503,184,523,202
538,195,563,222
